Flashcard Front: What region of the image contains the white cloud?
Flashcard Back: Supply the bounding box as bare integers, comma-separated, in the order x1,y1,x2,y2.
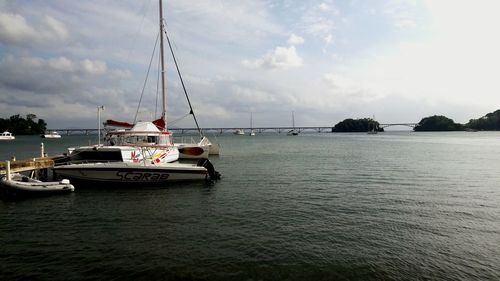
299,2,340,38
0,13,69,47
383,0,420,29
242,46,303,70
287,34,304,45
81,59,107,75
323,73,355,90
324,34,333,44
394,19,417,29
168,1,283,44
319,3,330,12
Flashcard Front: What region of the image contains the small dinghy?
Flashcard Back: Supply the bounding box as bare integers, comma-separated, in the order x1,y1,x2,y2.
1,173,74,198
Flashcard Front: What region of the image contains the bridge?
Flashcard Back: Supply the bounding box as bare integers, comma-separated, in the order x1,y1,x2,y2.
49,126,333,135
49,123,418,135
379,123,418,129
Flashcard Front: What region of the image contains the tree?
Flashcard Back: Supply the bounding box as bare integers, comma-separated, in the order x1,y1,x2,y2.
466,109,500,130
26,113,37,121
0,114,48,135
414,115,464,131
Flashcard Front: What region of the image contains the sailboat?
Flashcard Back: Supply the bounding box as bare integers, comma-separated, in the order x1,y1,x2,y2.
233,129,245,135
249,112,256,136
53,0,220,185
287,111,299,136
367,115,378,134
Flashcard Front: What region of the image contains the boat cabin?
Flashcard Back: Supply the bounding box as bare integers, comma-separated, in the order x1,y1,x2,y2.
105,122,173,147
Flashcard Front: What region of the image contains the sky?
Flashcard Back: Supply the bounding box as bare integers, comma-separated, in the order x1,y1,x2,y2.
1,0,500,129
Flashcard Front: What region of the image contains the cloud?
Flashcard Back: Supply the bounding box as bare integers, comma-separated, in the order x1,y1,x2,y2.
318,3,330,12
168,1,283,45
300,2,339,37
242,46,303,70
382,0,421,29
323,73,355,90
0,13,69,47
0,55,109,94
0,54,140,127
324,34,333,44
287,34,304,45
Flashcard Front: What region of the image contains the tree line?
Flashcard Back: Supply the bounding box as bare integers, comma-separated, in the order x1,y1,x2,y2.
0,114,47,135
332,109,500,132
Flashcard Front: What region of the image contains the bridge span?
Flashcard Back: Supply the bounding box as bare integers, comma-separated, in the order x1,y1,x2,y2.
49,123,417,135
49,126,333,135
379,123,418,129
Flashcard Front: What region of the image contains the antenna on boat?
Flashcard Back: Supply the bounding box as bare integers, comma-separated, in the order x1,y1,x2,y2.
97,105,105,146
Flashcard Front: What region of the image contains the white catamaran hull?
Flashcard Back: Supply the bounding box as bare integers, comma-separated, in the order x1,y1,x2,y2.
53,162,210,185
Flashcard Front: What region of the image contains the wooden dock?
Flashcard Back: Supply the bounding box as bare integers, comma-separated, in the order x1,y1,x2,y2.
0,157,56,175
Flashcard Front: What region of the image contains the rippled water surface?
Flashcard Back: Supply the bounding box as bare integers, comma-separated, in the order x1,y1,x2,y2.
1,132,500,280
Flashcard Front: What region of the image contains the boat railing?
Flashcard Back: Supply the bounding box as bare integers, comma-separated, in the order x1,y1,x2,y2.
175,136,196,144
54,159,123,166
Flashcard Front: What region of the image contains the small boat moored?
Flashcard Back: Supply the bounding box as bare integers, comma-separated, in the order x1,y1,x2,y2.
42,131,62,138
0,131,15,140
1,173,74,198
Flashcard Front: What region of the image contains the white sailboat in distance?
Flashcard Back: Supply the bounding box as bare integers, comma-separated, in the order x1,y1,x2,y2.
287,111,299,136
249,112,256,136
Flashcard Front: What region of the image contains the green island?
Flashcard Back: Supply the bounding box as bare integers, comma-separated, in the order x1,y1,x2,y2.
413,115,463,131
332,118,384,132
0,114,47,135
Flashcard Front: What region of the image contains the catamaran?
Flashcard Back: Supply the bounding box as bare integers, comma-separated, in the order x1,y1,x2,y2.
53,0,220,185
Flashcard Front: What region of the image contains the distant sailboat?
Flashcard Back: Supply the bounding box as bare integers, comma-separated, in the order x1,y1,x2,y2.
287,111,299,136
367,115,378,134
234,129,245,135
249,112,255,136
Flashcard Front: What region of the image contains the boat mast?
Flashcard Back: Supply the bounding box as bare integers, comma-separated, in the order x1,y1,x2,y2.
159,0,167,130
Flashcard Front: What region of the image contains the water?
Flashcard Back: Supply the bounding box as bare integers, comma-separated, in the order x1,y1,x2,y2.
1,132,500,280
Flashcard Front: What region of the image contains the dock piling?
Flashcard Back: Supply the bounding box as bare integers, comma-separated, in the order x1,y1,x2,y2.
40,143,45,157
6,160,11,180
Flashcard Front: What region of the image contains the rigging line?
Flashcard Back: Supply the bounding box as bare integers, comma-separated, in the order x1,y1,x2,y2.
163,20,203,138
134,30,160,124
168,113,191,126
155,45,161,118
